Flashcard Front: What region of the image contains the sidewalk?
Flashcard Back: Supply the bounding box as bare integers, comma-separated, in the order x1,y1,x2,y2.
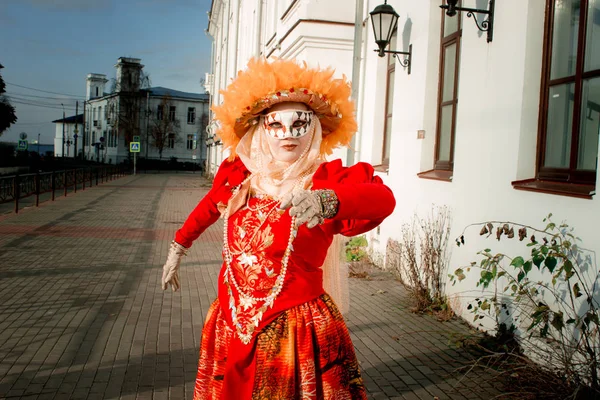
0,173,502,400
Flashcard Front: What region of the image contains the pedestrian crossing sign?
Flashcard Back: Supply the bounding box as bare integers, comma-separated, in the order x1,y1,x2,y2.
130,142,141,152
17,140,28,150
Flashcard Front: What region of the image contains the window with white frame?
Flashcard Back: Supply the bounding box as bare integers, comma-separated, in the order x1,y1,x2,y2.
187,134,194,150
157,105,164,121
169,106,176,122
168,133,175,149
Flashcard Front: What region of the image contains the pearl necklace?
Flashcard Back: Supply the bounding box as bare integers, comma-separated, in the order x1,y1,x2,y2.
222,182,299,344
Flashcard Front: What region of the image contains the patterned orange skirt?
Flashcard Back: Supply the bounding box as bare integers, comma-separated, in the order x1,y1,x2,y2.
194,294,368,400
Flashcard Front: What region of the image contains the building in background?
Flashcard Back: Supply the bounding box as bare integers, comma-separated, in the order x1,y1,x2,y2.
59,57,209,166
52,114,83,158
204,0,600,349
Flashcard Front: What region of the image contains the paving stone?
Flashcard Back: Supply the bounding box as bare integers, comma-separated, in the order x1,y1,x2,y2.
0,173,504,400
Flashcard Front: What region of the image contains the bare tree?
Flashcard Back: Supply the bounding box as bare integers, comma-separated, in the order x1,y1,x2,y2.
0,64,17,136
150,95,181,159
106,70,151,147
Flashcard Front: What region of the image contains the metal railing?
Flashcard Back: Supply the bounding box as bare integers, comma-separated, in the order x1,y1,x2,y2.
0,165,129,214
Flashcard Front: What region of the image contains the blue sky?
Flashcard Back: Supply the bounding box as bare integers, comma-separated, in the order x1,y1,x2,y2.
0,0,213,144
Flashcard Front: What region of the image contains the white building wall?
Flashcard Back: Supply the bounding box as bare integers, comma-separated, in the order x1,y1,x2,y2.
83,94,208,165
358,0,600,332
207,0,600,337
53,121,84,158
207,0,358,165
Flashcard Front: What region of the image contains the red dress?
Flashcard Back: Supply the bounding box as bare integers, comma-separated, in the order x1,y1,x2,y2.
175,158,395,400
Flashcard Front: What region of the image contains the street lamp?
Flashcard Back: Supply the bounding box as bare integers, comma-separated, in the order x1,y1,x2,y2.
370,1,412,74
37,133,40,154
439,0,495,43
66,136,72,157
61,103,66,157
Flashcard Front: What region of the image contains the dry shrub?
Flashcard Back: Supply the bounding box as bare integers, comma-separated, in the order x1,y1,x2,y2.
387,206,453,320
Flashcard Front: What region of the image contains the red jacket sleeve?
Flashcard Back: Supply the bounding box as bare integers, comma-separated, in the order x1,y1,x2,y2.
312,159,395,237
174,158,249,248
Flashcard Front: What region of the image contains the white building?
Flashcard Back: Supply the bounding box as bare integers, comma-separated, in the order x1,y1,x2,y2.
76,57,209,165
205,0,600,343
52,114,84,158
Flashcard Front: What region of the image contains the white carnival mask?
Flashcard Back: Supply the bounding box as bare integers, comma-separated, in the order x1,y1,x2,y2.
262,109,314,139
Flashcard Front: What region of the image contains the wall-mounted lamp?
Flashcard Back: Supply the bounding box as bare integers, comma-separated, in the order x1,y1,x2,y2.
440,0,495,43
370,1,412,74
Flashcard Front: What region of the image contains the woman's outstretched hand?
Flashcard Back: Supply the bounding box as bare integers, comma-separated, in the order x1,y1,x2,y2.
279,189,324,229
161,241,188,291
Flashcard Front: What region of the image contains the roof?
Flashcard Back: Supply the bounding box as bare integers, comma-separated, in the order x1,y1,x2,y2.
146,87,208,101
52,114,84,124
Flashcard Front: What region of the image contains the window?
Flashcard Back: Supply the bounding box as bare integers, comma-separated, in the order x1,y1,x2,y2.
187,107,196,124
168,133,175,149
537,0,599,186
381,30,397,166
95,87,99,97
169,106,176,122
157,105,164,121
92,131,96,144
107,129,116,148
187,134,194,150
435,6,461,173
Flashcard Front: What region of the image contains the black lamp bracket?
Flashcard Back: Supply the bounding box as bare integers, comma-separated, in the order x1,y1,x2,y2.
440,0,495,42
374,44,412,74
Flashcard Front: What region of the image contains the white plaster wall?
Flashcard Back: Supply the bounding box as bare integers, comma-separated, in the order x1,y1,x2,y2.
359,0,600,333
53,122,84,158
82,95,208,164
208,0,359,165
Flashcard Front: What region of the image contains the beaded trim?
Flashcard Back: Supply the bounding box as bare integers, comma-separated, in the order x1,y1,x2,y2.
314,189,339,220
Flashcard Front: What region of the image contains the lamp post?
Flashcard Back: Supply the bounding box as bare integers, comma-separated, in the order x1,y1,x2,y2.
61,103,65,157
37,133,40,154
370,1,412,74
73,100,79,159
440,0,495,43
66,136,72,157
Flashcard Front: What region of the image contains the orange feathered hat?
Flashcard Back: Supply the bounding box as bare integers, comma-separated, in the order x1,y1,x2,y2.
212,58,357,159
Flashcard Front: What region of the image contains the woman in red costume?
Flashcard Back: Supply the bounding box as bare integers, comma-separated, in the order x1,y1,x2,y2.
161,58,395,399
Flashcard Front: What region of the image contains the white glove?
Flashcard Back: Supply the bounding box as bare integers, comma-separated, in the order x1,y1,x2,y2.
161,241,188,291
280,189,323,228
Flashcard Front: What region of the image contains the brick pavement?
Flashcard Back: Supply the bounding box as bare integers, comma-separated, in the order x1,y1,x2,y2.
0,173,502,400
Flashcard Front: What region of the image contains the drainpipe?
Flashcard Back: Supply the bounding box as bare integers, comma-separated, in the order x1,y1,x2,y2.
233,0,240,72
256,0,264,56
348,0,364,166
